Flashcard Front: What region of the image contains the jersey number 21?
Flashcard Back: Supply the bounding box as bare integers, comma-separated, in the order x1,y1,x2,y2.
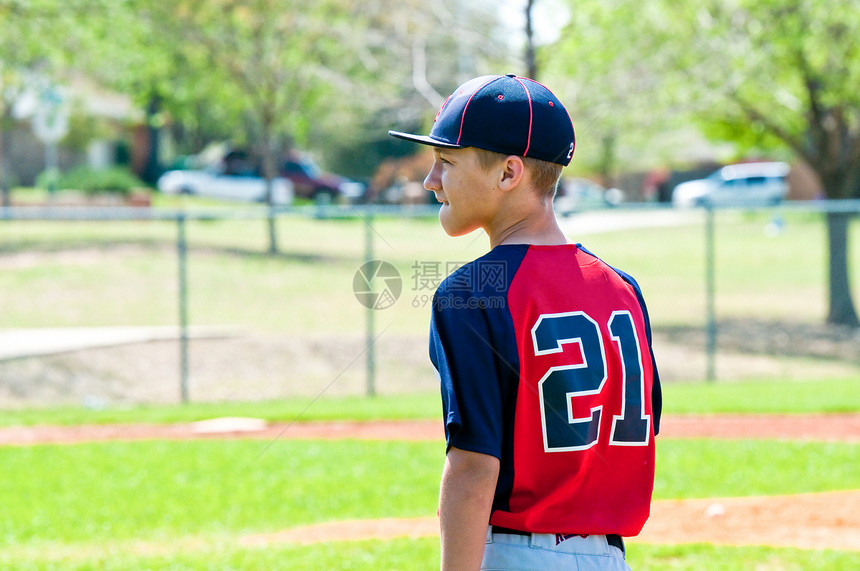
532,311,651,452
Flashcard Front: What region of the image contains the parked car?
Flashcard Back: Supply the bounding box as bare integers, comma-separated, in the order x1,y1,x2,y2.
156,167,294,205
281,152,365,202
554,177,624,216
671,162,789,208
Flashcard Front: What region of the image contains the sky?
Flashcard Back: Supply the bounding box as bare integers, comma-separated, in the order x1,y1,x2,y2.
498,0,571,47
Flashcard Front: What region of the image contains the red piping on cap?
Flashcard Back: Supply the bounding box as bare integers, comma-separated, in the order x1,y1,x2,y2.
457,77,499,146
434,94,453,123
512,77,533,157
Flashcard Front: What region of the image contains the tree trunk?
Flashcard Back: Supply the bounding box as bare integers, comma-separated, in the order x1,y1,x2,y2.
524,0,537,80
825,210,859,327
0,123,9,208
266,185,278,255
260,120,279,255
141,95,163,185
0,104,12,208
598,131,617,189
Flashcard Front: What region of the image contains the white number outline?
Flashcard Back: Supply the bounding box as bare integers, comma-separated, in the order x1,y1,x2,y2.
609,311,651,447
532,311,650,453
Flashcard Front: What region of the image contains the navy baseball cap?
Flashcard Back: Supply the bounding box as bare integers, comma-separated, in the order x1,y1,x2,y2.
389,74,575,166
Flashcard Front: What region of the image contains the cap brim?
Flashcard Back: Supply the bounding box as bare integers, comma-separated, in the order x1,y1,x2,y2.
387,130,461,149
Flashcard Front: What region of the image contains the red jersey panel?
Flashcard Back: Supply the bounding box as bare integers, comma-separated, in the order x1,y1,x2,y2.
430,243,660,537
495,245,656,536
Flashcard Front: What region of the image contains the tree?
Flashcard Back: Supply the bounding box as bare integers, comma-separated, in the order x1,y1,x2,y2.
18,0,511,213
1,0,173,199
113,0,355,252
0,0,67,205
542,1,691,186
549,0,859,326
120,0,504,251
708,0,859,326
354,0,509,127
665,0,860,327
312,0,509,180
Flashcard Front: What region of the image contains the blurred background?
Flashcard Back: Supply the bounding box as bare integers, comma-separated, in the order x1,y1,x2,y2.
0,0,858,408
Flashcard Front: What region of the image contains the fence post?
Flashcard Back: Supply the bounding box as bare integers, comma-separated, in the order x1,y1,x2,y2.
364,212,376,397
704,205,717,382
177,213,190,403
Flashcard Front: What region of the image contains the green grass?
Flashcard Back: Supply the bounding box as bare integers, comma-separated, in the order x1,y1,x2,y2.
629,543,860,570
0,377,857,427
5,540,860,571
0,213,478,334
1,377,857,427
655,440,859,498
1,439,855,544
3,538,859,571
662,377,860,414
0,440,441,545
0,208,856,332
0,393,441,427
564,209,860,325
0,438,857,569
0,537,443,571
1,202,858,569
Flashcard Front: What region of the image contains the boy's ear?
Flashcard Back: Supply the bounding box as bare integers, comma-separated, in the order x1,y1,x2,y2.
498,155,525,191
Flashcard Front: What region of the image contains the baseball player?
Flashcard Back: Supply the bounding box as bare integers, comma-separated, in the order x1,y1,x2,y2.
389,74,661,570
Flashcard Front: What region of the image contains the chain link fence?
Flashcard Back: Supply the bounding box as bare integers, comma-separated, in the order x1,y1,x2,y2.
1,201,858,409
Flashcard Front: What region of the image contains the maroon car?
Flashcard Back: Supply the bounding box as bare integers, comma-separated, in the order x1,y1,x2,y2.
281,152,365,202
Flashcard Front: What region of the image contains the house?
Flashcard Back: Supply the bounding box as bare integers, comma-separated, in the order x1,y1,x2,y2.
2,73,142,188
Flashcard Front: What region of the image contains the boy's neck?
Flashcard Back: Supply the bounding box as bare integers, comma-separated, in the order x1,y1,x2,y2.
487,202,570,248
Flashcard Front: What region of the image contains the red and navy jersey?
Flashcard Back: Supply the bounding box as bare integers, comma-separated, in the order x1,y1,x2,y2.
430,244,661,537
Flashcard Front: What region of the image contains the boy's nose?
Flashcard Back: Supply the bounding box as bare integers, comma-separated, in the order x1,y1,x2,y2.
424,163,441,192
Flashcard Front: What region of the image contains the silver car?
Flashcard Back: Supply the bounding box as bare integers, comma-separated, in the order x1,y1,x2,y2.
672,162,789,208
157,168,294,205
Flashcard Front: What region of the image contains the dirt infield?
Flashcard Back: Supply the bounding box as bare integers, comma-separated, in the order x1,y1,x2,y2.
2,414,858,551
2,413,859,445
238,490,860,551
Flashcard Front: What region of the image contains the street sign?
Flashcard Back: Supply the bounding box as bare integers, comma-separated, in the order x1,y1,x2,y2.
32,87,69,144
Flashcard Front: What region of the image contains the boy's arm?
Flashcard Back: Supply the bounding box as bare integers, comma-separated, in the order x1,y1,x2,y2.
439,447,500,571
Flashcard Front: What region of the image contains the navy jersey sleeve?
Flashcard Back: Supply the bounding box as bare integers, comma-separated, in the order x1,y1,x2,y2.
614,269,662,435
429,249,526,458
577,244,662,435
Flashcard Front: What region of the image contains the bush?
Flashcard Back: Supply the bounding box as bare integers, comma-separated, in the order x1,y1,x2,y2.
37,166,146,196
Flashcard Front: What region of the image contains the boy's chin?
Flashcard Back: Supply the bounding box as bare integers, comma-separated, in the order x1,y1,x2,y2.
439,213,479,238
441,225,482,238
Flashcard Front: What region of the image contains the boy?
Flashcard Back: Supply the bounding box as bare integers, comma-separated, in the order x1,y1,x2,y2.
389,74,661,571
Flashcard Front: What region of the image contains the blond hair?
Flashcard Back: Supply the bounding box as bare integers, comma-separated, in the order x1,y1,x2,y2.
472,148,563,198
